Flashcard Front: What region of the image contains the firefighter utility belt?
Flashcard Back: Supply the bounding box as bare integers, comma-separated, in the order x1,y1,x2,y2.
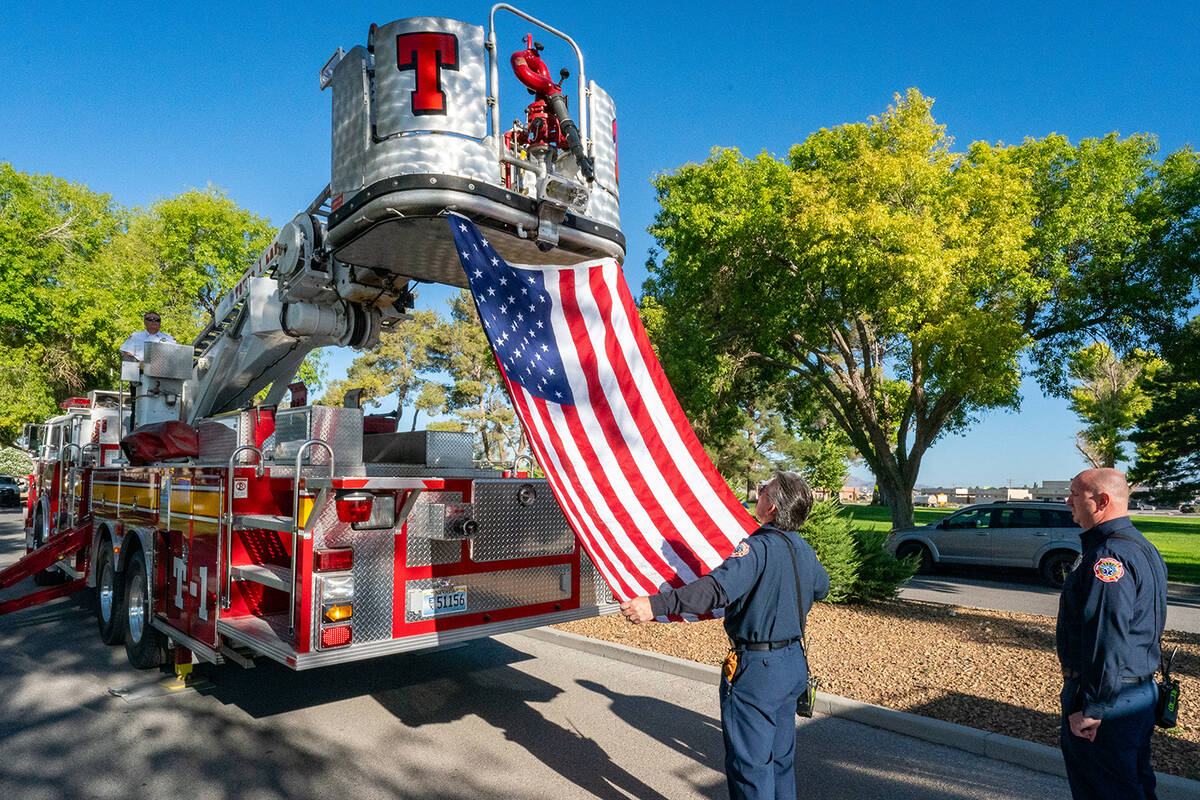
734,637,802,652
1062,666,1151,685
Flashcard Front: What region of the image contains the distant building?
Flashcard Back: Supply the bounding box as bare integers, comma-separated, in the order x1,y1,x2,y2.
917,486,1034,504
1035,480,1071,502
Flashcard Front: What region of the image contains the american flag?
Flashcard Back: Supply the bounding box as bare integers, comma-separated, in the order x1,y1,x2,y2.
448,214,757,602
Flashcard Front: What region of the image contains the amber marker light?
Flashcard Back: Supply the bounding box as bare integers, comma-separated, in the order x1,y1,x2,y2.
324,603,353,623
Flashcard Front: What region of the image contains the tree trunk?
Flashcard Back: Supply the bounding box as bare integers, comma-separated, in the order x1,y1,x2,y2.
884,485,915,531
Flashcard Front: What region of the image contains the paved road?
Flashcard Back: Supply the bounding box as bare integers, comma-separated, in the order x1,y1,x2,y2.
899,569,1200,633
0,510,1076,799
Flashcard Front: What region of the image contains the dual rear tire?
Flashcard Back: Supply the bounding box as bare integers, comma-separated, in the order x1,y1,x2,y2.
93,543,168,668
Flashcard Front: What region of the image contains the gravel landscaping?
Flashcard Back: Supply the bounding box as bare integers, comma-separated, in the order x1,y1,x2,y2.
554,598,1199,781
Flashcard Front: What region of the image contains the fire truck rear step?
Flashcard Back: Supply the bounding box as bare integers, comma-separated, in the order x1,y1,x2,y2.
217,613,295,665
229,563,291,593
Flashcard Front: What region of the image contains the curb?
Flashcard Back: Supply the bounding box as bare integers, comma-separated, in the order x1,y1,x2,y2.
519,627,1200,800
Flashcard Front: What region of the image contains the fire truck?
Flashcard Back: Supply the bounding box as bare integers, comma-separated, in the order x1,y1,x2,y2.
1,5,623,677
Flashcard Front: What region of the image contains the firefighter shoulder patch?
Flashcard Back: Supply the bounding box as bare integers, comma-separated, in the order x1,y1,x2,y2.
731,540,750,558
1093,557,1124,583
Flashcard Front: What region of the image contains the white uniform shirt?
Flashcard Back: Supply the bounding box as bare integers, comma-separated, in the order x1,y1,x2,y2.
120,330,177,361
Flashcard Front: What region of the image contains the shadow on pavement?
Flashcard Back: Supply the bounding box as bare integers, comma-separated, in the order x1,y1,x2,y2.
371,641,678,800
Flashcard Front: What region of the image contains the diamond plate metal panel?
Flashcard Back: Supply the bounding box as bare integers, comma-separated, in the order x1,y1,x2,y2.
143,340,194,380
403,563,571,623
196,418,237,461
587,80,620,231
470,479,574,561
580,550,615,606
274,406,363,467
363,430,474,467
331,45,369,197
404,491,467,566
373,18,487,139
310,495,395,645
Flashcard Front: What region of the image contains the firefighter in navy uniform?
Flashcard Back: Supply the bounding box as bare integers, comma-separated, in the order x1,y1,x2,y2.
620,471,830,800
1058,468,1167,800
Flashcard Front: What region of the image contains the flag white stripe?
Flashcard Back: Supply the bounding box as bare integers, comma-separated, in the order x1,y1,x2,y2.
514,386,658,595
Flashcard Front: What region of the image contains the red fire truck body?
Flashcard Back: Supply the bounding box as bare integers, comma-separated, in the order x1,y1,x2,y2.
3,6,624,673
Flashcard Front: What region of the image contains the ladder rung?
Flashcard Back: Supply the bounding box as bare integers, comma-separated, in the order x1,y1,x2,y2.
234,514,294,533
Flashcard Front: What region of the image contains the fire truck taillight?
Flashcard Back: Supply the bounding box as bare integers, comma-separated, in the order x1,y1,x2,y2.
347,492,396,530
321,625,352,648
321,574,354,603
324,603,353,622
335,492,373,523
315,548,354,572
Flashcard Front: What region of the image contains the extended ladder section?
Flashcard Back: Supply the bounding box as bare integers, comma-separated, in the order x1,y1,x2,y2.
0,526,89,616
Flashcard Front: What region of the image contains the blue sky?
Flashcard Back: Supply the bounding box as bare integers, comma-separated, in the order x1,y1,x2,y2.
2,1,1197,487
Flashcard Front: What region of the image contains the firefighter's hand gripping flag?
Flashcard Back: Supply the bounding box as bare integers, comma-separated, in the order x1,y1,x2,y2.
448,214,757,605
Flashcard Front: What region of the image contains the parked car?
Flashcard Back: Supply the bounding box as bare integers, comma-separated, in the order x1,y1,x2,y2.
885,501,1083,586
1180,503,1196,514
0,475,20,508
1130,500,1155,511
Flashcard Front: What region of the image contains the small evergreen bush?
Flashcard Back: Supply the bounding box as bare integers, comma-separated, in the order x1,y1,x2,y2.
798,500,917,603
798,499,860,603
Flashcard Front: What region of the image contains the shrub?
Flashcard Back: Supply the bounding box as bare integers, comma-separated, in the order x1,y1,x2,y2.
798,499,861,603
798,500,918,603
851,527,918,601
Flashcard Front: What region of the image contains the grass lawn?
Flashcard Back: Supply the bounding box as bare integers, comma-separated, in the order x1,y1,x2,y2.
840,504,1200,585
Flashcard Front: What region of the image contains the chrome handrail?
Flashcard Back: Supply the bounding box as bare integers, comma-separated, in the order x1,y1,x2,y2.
59,443,83,531
488,4,589,186
289,439,333,633
222,445,264,610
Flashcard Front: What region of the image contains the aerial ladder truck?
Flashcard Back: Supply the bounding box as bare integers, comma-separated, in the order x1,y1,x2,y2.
1,5,623,676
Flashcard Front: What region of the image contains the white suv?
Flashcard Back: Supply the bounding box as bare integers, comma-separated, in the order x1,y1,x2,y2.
884,501,1082,586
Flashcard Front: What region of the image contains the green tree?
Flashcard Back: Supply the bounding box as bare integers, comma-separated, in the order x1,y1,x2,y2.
0,446,34,477
428,291,525,462
110,186,276,341
1130,318,1200,499
645,90,1200,529
321,309,439,424
711,399,854,501
1067,343,1160,468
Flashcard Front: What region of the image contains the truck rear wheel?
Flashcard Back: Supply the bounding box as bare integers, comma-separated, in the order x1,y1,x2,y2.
95,544,125,644
32,506,66,586
124,549,168,669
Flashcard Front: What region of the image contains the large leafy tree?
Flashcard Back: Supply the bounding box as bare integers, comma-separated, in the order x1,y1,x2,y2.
708,398,854,500
0,167,282,442
0,164,124,441
320,309,440,425
645,90,1200,528
111,186,276,341
427,291,526,463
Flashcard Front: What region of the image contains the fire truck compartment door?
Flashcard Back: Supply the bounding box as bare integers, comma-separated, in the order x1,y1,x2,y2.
469,479,574,561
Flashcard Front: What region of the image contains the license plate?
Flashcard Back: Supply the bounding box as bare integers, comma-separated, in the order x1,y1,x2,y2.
418,586,467,618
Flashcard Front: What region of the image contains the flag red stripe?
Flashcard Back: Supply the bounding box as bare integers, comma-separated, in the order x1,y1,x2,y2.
509,377,661,596
558,269,707,582
612,273,757,535
509,382,645,597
